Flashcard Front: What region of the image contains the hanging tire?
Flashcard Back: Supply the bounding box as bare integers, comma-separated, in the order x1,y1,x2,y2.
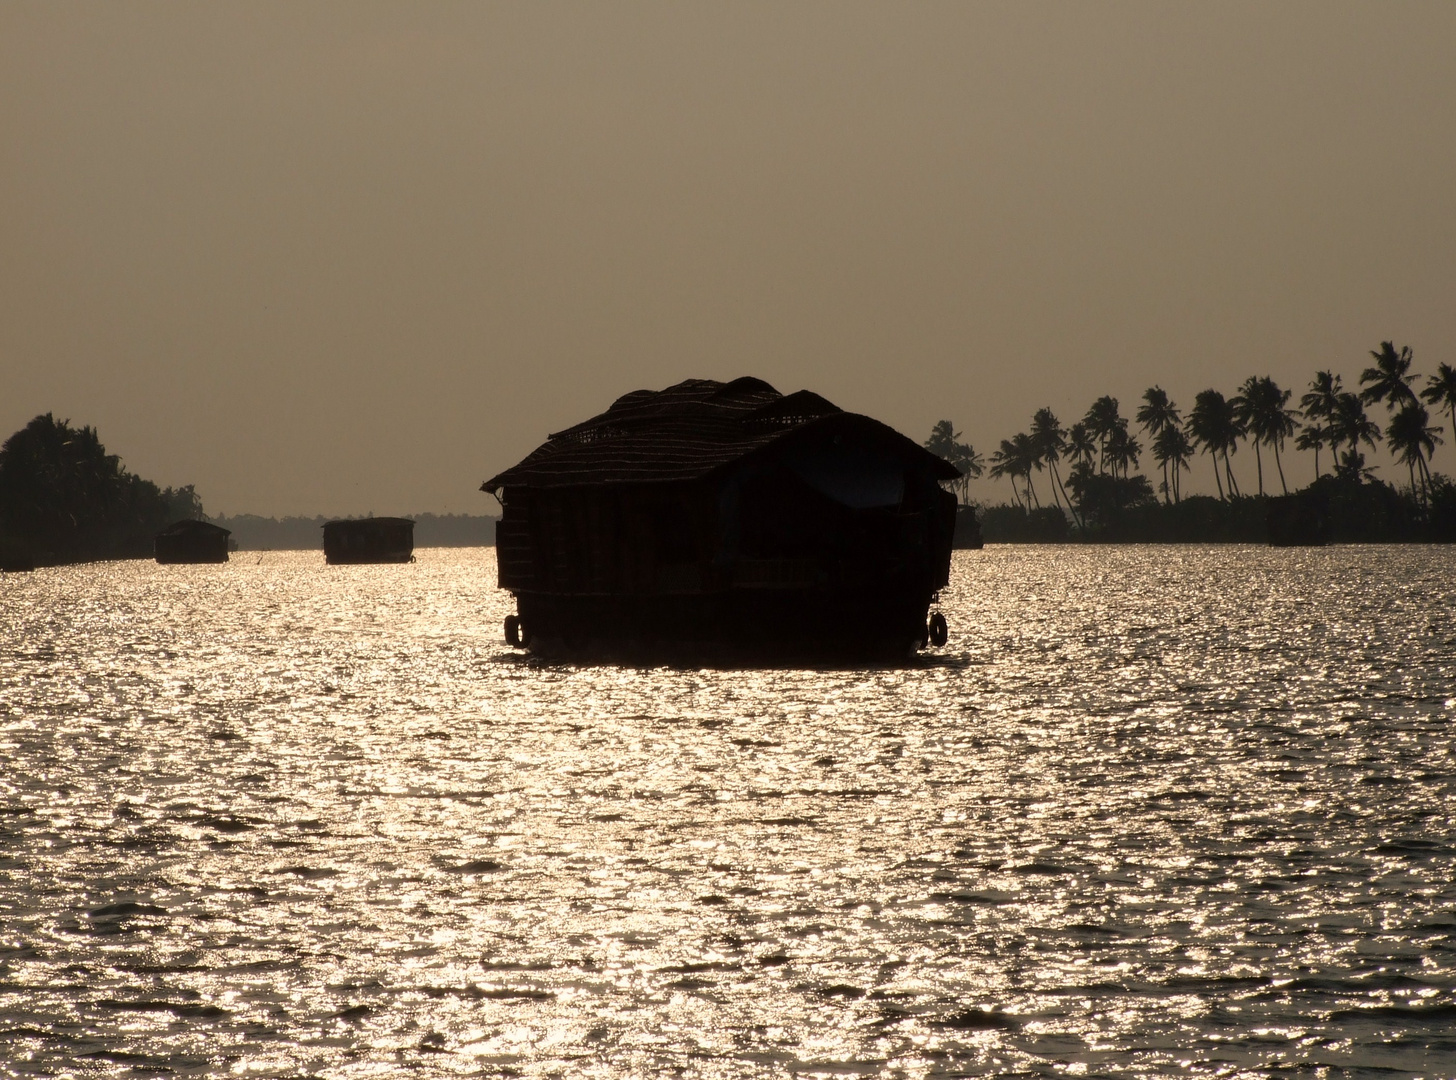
504,614,523,647
927,611,948,648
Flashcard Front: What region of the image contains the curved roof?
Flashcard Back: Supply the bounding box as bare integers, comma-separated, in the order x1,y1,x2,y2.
482,377,958,492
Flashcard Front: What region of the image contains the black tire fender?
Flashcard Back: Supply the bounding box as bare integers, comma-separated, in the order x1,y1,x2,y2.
927,611,948,648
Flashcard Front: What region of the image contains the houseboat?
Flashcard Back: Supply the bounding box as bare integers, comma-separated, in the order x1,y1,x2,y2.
323,517,415,564
482,377,959,662
154,519,230,563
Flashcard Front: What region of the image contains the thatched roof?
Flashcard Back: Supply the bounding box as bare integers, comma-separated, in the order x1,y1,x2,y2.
482,377,958,492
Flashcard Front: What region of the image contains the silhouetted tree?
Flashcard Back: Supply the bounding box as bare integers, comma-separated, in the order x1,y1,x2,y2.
1030,408,1076,521
924,420,982,505
1299,371,1342,479
1387,402,1443,508
1011,432,1041,507
1422,363,1456,459
1083,396,1122,474
1104,424,1141,480
1151,425,1193,503
1335,447,1377,483
0,414,203,565
1136,387,1180,435
1295,424,1329,482
1330,392,1382,467
1188,390,1242,498
1360,341,1419,411
1065,462,1156,532
1137,387,1181,502
989,439,1024,509
1066,422,1096,470
1235,376,1299,495
1262,378,1300,495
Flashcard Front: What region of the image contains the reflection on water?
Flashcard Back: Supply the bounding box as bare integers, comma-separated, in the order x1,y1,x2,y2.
2,546,1454,1077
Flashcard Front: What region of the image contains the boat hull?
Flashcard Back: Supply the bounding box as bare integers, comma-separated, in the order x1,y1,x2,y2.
510,587,936,664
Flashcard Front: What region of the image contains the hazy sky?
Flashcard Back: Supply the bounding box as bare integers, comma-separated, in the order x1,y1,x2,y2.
4,2,1454,514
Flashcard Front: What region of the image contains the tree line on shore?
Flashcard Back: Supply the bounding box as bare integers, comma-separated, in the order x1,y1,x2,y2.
0,413,501,568
926,342,1456,541
7,346,1454,568
0,414,203,568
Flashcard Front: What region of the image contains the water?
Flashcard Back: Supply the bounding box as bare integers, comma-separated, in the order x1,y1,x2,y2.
2,546,1454,1078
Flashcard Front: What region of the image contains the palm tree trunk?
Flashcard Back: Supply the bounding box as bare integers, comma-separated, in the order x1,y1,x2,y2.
1253,442,1264,496
1273,439,1288,495
1045,468,1064,514
1313,443,1321,481
1050,462,1081,529
1223,451,1240,497
1025,472,1040,508
1211,455,1225,500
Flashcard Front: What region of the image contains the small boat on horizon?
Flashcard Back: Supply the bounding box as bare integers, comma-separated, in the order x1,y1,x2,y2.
154,519,231,564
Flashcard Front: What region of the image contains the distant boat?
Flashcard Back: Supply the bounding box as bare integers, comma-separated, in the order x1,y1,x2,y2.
155,520,230,564
323,518,415,564
482,377,960,662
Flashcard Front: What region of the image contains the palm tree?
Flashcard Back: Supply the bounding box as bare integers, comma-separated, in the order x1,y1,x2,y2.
1299,371,1342,478
1421,363,1456,457
1386,403,1443,507
1263,379,1300,494
1137,387,1181,502
1295,424,1329,481
1011,432,1041,507
1066,422,1096,470
1030,408,1075,520
1152,425,1193,503
925,419,959,460
1083,396,1122,474
988,439,1020,508
1187,394,1224,500
1232,379,1263,495
1236,376,1299,495
1329,392,1382,475
1360,341,1419,411
1136,386,1181,435
1336,448,1377,482
961,445,985,494
1104,424,1141,480
924,420,983,505
1188,389,1242,498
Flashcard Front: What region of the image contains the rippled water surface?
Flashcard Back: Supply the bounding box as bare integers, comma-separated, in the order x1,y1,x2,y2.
3,546,1455,1078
